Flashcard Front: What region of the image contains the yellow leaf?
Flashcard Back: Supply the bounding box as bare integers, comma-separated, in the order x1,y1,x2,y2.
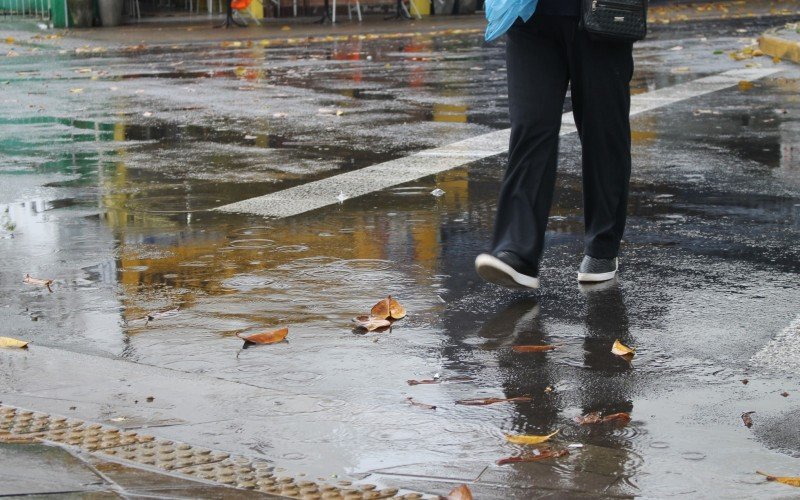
0,337,29,348
5,37,15,44
69,88,83,93
757,471,800,487
738,80,754,91
611,339,635,358
505,429,559,445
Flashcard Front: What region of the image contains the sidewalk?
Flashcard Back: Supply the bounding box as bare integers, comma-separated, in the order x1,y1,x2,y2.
3,0,800,50
760,23,800,63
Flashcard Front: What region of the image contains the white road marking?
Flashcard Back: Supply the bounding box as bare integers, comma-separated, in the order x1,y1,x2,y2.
215,68,781,219
750,314,800,373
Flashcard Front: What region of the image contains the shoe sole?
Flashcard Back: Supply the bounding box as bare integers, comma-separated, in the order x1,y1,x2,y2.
475,254,540,290
577,259,618,283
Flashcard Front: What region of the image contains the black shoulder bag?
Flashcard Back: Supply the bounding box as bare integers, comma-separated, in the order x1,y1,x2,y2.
580,0,648,42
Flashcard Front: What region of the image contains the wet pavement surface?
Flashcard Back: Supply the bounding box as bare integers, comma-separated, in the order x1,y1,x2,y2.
2,10,800,498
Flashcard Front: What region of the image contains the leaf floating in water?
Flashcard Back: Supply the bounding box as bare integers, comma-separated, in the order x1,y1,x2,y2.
512,345,557,353
352,315,391,332
388,297,406,320
574,411,631,426
369,296,406,320
573,412,602,425
497,448,569,465
611,339,635,360
0,336,29,349
237,327,289,345
757,471,800,487
407,376,473,386
23,274,53,292
445,484,473,500
406,397,436,410
505,429,559,445
407,378,439,386
742,411,755,428
602,412,632,425
455,396,532,406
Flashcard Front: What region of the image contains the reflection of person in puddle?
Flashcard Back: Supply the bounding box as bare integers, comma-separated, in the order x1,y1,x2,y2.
575,280,636,489
479,298,559,433
484,284,636,489
579,279,634,422
475,0,634,290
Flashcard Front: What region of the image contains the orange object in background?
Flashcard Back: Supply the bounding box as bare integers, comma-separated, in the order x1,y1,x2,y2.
230,0,251,10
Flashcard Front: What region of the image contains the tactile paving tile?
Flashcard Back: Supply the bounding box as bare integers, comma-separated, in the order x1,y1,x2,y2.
0,405,414,499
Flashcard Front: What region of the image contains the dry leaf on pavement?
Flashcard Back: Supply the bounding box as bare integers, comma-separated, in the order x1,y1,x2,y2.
512,345,557,353
742,411,755,428
497,448,569,465
456,396,532,406
505,429,559,445
0,337,29,348
444,484,473,500
237,327,288,345
757,471,800,487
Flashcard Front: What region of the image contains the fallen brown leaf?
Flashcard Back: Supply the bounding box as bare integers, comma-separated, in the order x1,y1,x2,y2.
505,429,559,445
388,296,406,319
742,379,749,385
456,396,532,406
574,411,631,426
781,391,790,397
352,315,391,332
497,448,569,465
444,484,473,500
407,378,439,385
237,327,289,345
512,345,557,353
573,412,602,425
23,274,53,292
407,376,473,386
742,411,755,428
0,337,29,349
611,339,635,360
406,397,436,410
602,412,632,425
757,471,800,487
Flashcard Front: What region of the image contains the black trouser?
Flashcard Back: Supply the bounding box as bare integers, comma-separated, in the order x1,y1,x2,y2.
491,15,633,270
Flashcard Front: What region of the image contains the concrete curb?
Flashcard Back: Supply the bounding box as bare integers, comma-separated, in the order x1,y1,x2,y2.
759,28,800,64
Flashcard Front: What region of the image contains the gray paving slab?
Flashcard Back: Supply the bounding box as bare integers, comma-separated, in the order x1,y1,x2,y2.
0,442,107,497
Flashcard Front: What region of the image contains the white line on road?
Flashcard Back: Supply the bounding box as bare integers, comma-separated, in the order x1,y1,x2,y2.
214,68,781,219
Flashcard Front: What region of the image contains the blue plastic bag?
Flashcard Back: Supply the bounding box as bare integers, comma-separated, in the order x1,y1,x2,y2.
485,0,538,41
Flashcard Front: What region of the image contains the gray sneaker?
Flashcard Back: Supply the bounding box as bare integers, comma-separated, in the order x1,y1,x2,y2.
577,256,618,283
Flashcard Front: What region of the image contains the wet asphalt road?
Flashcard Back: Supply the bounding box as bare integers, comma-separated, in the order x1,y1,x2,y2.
2,13,800,498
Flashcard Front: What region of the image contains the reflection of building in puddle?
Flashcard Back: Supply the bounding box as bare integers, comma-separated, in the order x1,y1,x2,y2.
776,77,800,171
432,103,468,123
111,166,471,322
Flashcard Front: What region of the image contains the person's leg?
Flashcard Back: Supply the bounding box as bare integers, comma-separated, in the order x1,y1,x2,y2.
569,32,634,260
490,16,571,273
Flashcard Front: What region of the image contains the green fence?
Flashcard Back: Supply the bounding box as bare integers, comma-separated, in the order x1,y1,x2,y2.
0,0,52,18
